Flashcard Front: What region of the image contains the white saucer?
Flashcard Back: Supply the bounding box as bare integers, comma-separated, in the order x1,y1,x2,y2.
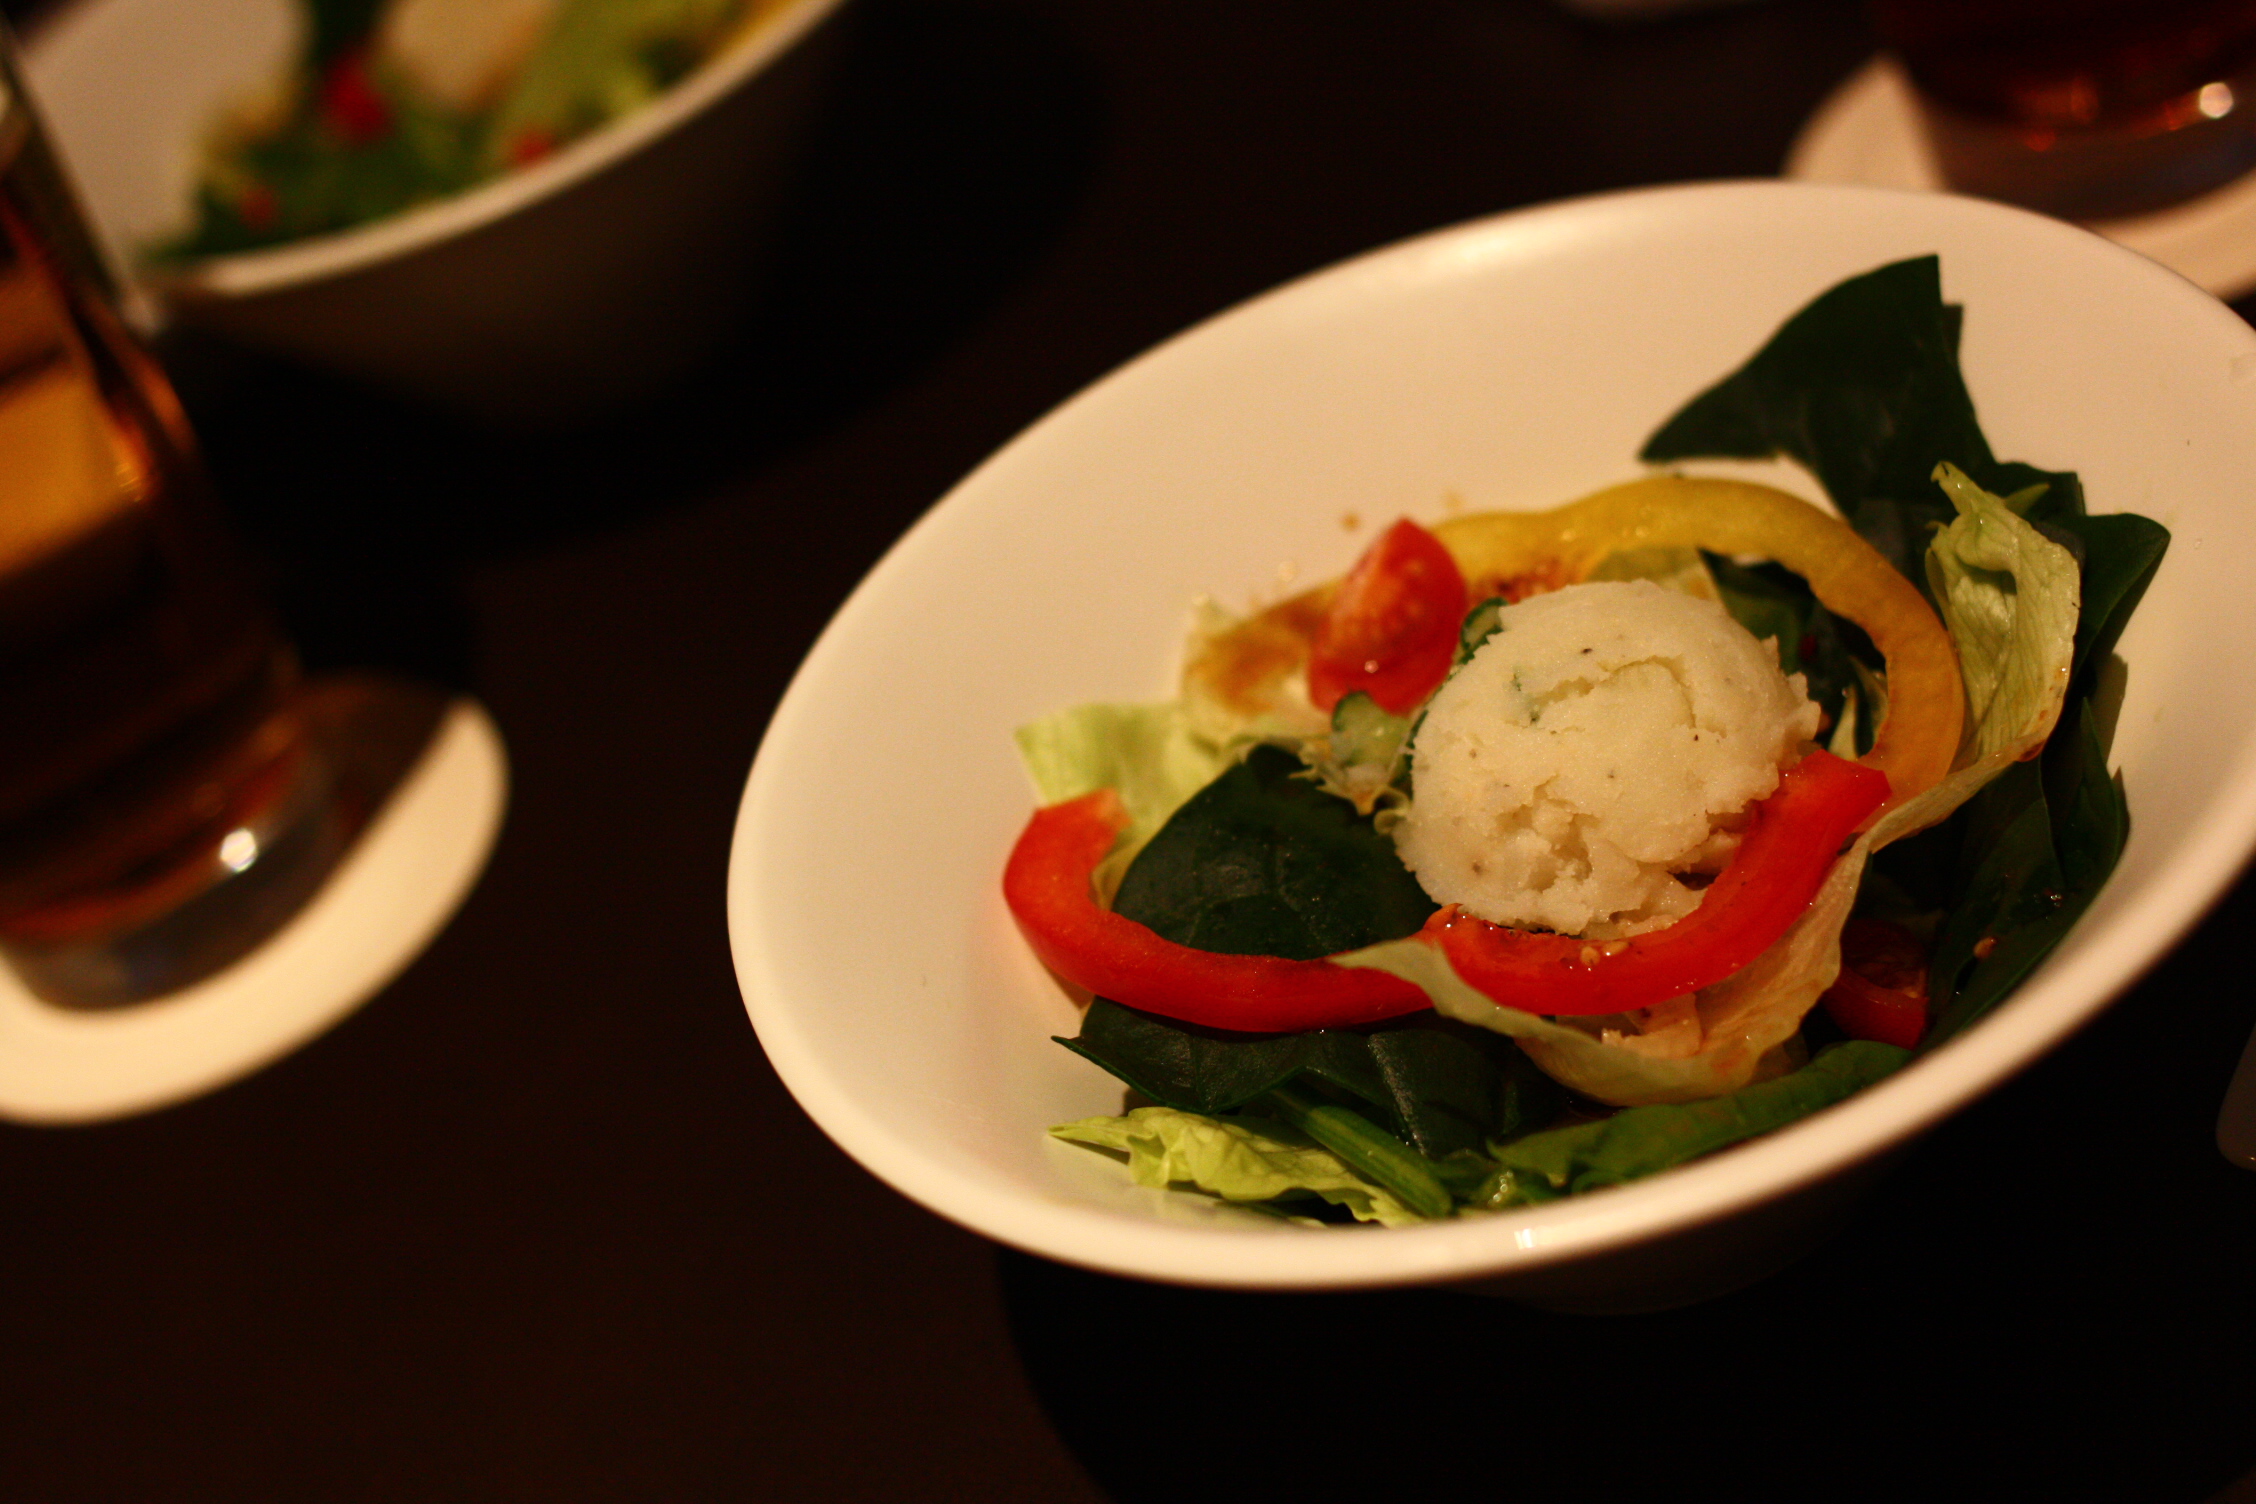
0,692,507,1125
1788,57,2256,301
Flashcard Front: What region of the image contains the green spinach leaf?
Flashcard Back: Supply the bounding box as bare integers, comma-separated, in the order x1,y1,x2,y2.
1702,552,1881,751
1481,1041,1909,1202
1060,999,1559,1158
1061,742,1557,1160
1641,255,2081,582
1924,696,2127,1044
2050,511,2170,684
1637,255,2164,1061
1109,743,1434,959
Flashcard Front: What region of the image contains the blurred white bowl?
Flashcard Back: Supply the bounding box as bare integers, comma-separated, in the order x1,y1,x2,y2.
727,181,2256,1305
21,0,852,422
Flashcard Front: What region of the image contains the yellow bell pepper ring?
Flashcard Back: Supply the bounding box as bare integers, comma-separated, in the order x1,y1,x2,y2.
1430,476,1963,815
1186,476,1964,818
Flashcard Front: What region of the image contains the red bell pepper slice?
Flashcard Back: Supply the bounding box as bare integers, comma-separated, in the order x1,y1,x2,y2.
1008,751,1885,1032
1002,788,1430,1031
1426,750,1889,1017
1306,518,1469,715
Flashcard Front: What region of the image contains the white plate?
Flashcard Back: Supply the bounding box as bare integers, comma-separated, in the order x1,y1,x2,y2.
728,181,2256,1295
1788,57,2256,302
0,692,506,1124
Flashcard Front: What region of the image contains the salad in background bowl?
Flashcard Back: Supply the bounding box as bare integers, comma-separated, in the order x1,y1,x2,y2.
20,0,853,421
728,182,2256,1304
155,0,792,258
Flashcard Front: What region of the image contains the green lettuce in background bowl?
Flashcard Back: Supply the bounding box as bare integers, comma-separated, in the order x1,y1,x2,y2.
155,0,778,258
21,0,853,422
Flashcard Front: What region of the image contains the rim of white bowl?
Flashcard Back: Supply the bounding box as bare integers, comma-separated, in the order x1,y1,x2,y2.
730,180,2256,1291
145,0,852,299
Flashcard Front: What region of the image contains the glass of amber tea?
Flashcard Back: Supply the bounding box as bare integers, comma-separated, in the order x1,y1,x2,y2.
0,26,347,1008
1871,0,2256,220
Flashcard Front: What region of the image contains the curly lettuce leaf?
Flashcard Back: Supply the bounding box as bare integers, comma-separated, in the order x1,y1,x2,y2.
1179,595,1334,748
1335,936,1751,1108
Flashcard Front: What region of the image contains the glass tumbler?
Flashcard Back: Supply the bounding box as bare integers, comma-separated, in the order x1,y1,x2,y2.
1872,0,2256,219
0,24,345,1008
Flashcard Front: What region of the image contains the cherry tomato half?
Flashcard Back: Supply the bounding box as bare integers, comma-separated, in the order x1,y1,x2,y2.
1820,917,1930,1049
320,48,393,145
1306,518,1469,715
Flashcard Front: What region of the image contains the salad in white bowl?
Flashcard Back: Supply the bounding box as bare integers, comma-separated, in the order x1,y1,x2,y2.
729,182,2256,1298
1008,256,2166,1226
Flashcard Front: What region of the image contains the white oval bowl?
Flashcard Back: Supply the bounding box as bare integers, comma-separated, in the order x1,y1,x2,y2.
22,0,853,421
728,181,2256,1299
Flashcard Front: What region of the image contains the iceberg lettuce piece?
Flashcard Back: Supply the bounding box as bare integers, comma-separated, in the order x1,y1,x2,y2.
485,0,753,166
1051,1106,1426,1226
1922,462,2080,784
1053,1044,1908,1222
1015,702,1231,900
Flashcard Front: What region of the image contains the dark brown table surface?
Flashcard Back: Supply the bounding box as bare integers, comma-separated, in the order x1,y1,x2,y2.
5,1,2254,1499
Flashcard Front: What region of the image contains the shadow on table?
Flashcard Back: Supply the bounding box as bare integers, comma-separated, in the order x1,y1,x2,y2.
163,0,1101,673
1001,869,2256,1504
